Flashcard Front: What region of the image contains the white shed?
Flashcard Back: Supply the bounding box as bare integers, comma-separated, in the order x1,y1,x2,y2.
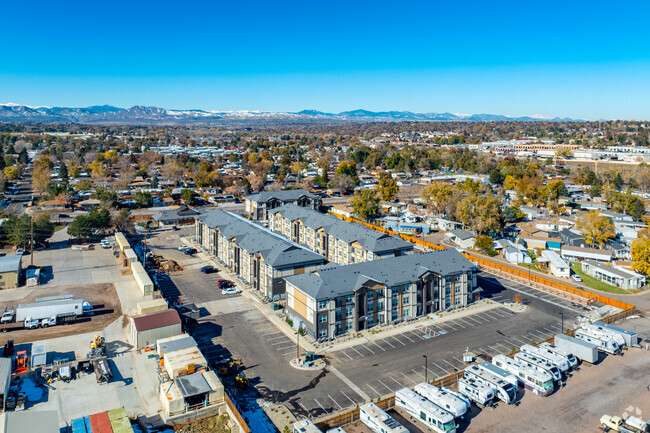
542,250,570,278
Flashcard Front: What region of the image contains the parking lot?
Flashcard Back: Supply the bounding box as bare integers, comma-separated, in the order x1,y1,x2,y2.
145,227,598,423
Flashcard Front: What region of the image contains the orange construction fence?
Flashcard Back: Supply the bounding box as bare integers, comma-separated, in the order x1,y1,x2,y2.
327,212,636,312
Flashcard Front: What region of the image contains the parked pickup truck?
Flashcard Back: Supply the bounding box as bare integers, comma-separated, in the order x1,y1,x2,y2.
1,309,14,324
24,317,40,330
40,312,77,328
601,415,649,433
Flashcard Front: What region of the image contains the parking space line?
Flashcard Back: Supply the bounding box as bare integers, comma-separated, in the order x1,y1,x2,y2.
275,344,295,351
341,391,356,406
449,320,466,329
280,351,296,357
378,379,393,392
495,342,511,351
389,376,403,388
458,319,476,327
528,331,547,341
400,372,417,385
329,395,343,410
488,345,503,355
464,316,483,325
350,346,365,357
410,331,425,340
369,340,386,351
391,336,406,346
367,383,382,397
443,359,459,371
381,339,396,349
431,361,449,375
401,333,415,343
314,399,327,413
543,327,558,334
298,402,309,414
411,369,425,379
474,313,493,322
485,311,504,320
339,350,354,361
272,340,291,345
452,356,465,364
266,336,286,341
502,340,517,349
510,335,529,345
361,344,375,355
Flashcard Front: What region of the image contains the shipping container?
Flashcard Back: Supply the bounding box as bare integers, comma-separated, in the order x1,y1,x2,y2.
554,334,599,363
16,298,84,321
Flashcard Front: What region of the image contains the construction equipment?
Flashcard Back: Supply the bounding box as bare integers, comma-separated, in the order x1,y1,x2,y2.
3,338,14,357
218,358,242,376
14,350,29,374
91,335,105,350
93,357,112,384
235,372,249,389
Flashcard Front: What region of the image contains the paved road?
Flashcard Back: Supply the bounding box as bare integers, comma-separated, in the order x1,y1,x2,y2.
145,228,590,421
3,164,33,216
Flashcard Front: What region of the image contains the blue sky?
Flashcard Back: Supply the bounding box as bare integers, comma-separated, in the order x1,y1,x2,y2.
2,0,650,119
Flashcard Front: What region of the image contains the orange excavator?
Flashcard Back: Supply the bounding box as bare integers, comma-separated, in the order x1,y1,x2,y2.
14,350,28,374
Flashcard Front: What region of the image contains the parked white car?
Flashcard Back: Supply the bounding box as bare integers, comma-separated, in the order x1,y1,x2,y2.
221,288,241,295
178,245,191,251
571,274,582,282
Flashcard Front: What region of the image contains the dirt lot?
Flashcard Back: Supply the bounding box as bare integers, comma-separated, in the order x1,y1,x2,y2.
0,283,121,347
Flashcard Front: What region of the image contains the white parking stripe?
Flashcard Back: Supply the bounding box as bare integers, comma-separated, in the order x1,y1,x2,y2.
382,339,396,349
341,391,356,406
402,333,415,343
275,344,295,351
378,379,393,392
272,340,291,345
443,359,458,371
495,342,511,351
444,322,457,331
389,376,403,387
432,361,450,375
369,340,386,351
464,316,483,325
511,335,529,345
314,399,327,413
328,395,343,410
459,319,476,327
391,336,406,346
339,350,354,361
488,345,503,354
350,346,365,357
452,356,465,364
543,327,558,334
401,372,417,385
411,331,425,340
450,320,466,329
361,344,375,355
367,383,382,397
411,368,425,379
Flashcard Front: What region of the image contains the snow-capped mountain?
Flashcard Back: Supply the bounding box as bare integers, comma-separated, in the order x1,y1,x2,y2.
0,103,576,124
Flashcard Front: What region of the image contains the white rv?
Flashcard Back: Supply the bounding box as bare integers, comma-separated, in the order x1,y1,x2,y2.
463,365,517,404
492,354,554,396
520,344,570,373
538,342,578,370
293,419,322,433
477,362,518,389
395,387,456,433
514,351,562,383
574,328,620,355
414,382,468,419
457,377,495,406
359,403,409,433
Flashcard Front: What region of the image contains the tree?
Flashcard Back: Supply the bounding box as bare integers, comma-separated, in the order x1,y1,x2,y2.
349,189,380,220
631,237,650,275
17,148,28,164
474,234,494,252
151,175,159,189
113,208,133,232
376,175,399,201
0,145,5,171
503,206,525,223
503,175,517,190
335,161,358,181
628,197,646,220
182,189,197,205
456,194,504,234
58,161,69,184
32,155,55,194
135,191,153,208
1,215,30,247
420,182,458,217
68,208,111,238
575,211,616,248
93,186,118,208
489,170,504,185
330,174,356,194
33,215,54,244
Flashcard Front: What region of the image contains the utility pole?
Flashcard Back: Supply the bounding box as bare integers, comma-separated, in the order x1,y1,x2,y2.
142,222,148,268
423,355,428,383
296,331,301,362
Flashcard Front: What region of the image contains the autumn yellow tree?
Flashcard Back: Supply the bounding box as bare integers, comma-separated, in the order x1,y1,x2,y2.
376,175,399,201
32,155,55,194
631,237,650,274
420,182,459,217
575,211,616,248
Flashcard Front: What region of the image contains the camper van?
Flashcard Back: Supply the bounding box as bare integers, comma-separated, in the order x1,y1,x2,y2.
520,344,570,373
492,354,554,396
457,377,495,406
538,342,578,370
574,328,620,355
477,362,518,389
463,365,517,404
395,387,456,433
359,403,409,433
514,351,562,383
414,382,468,419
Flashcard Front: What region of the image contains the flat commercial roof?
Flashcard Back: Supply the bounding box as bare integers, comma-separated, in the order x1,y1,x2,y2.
174,372,211,398
158,335,197,357
132,309,181,332
3,410,59,433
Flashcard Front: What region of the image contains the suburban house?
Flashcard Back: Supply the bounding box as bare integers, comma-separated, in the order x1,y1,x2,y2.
154,206,204,227
501,240,531,264
435,218,463,232
244,189,322,221
559,229,588,248
284,249,477,340
576,200,607,211
520,206,549,221
561,246,613,263
196,209,327,299
533,218,572,232
541,250,571,278
0,255,22,289
581,260,645,290
268,205,413,265
605,242,632,261
445,229,476,249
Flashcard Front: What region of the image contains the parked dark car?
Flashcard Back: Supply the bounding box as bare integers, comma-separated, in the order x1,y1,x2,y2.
217,279,233,288
184,248,198,255
200,265,217,274
172,225,180,231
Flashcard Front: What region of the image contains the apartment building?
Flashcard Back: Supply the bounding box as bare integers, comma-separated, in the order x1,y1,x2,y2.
196,209,327,299
244,189,322,221
268,204,414,265
284,249,477,340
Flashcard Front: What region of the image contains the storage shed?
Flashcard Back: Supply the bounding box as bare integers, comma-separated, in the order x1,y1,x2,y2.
115,232,130,252
157,334,197,358
0,410,59,433
0,255,21,290
124,249,137,267
163,346,208,379
131,309,182,349
131,262,153,296
137,298,168,315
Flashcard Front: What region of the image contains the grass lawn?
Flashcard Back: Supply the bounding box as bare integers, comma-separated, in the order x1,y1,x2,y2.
518,262,548,274
54,225,66,232
569,262,630,294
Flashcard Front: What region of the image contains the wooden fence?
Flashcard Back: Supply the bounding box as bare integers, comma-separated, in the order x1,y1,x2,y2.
224,393,251,433
327,212,637,312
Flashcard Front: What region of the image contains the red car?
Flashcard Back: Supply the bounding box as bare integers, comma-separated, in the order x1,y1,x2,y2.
217,279,233,288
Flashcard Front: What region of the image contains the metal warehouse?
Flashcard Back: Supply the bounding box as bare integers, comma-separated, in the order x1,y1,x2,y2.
131,309,182,349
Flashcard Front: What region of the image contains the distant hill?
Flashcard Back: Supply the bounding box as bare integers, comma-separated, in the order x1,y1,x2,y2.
0,103,579,124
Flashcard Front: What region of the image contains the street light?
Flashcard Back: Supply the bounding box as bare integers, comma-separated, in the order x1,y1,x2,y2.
295,331,301,362
559,311,564,334
423,355,428,384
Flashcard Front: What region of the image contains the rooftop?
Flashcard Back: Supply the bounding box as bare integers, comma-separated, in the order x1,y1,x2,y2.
132,309,181,332
0,255,21,274
244,189,319,204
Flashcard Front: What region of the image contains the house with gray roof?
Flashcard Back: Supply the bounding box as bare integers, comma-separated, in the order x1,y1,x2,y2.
154,205,204,227
196,209,327,299
244,189,321,221
284,249,477,340
268,204,413,265
444,229,476,249
581,260,645,290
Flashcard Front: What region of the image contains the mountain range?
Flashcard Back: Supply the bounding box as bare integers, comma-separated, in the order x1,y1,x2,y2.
0,103,577,124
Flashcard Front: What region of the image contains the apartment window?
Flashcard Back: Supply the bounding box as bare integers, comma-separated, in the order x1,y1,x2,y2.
335,311,342,322
403,296,410,305
404,310,410,317
319,329,327,338
345,307,353,316
455,298,461,305
377,302,384,311
376,289,384,297
345,295,353,304
345,321,353,330
319,314,327,323
367,303,374,312
455,285,461,293
318,301,327,310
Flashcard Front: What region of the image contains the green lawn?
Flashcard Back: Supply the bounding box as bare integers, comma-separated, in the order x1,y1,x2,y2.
569,262,629,294
518,262,548,274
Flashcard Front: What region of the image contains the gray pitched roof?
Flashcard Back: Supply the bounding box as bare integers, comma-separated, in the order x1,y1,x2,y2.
450,229,475,240
269,204,413,254
0,255,21,274
285,249,474,300
154,206,204,222
198,209,326,268
244,189,319,204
